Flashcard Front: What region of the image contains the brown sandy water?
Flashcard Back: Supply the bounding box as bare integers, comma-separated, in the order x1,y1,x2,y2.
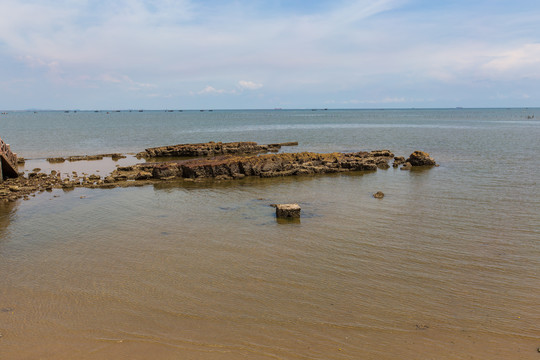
0,109,539,359
1,167,538,359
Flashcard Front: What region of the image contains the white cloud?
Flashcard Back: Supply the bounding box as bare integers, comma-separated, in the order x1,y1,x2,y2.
195,86,236,95
238,80,263,90
481,43,540,78
1,0,540,108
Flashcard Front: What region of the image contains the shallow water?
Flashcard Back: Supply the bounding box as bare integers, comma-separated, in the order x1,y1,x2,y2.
0,109,539,359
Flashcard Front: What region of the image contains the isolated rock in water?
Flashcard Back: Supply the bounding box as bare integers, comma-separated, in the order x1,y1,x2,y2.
406,151,437,166
275,203,301,218
373,191,384,199
400,162,412,171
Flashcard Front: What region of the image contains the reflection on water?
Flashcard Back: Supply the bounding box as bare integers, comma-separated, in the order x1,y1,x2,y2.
0,201,17,239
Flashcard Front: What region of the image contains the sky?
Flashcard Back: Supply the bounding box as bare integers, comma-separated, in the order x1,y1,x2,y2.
1,0,540,110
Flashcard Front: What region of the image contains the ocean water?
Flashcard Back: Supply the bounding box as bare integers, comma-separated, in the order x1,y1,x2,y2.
0,109,539,359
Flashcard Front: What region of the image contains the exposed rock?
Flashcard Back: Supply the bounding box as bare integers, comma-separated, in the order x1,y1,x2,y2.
109,153,126,160
393,156,406,168
406,151,437,167
370,150,394,157
137,141,298,158
1,144,436,203
46,153,127,163
400,162,412,171
119,151,391,181
275,203,301,218
135,171,152,180
373,191,385,199
376,158,390,169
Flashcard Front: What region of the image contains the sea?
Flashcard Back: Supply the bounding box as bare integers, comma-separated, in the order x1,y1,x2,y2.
0,108,539,359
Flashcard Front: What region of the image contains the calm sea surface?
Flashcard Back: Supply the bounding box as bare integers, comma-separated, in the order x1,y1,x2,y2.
0,109,539,359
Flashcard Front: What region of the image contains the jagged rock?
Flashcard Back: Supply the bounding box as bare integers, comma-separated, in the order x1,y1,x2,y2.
135,171,152,180
370,150,394,157
406,151,437,166
47,157,66,163
117,151,388,182
393,156,406,167
138,141,298,158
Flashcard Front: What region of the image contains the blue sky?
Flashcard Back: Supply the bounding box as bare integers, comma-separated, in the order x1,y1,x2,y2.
1,0,539,109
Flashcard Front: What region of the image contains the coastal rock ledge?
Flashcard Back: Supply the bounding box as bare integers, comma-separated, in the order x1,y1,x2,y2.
115,150,396,181
1,149,437,203
136,141,298,158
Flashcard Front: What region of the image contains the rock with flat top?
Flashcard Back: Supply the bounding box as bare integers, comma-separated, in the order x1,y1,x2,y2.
275,203,301,218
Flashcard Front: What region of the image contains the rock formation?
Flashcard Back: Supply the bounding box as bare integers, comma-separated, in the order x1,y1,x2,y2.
275,204,301,218
406,151,437,167
136,141,298,158
2,144,439,203
114,150,395,181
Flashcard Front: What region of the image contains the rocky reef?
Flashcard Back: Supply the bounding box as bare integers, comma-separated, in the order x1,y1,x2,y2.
46,153,126,163
1,146,437,203
115,150,396,181
136,141,298,158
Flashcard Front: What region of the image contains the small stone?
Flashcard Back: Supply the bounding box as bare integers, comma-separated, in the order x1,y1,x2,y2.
400,162,412,170
275,203,301,218
373,191,384,199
